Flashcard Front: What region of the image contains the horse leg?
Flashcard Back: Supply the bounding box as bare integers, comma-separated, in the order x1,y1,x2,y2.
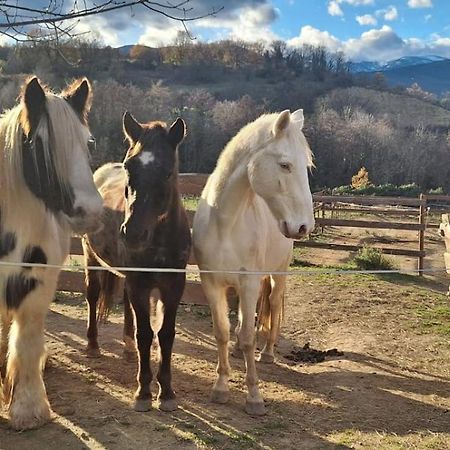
127,279,153,412
238,278,265,416
123,288,137,361
0,311,11,376
259,275,286,364
85,269,101,358
203,278,231,404
4,274,58,430
231,311,243,359
156,275,184,412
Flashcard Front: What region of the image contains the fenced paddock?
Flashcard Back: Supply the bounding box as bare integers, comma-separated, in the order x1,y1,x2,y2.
59,175,450,295
3,175,450,449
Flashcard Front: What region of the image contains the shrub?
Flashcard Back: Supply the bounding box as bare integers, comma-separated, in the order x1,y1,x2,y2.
331,183,444,197
351,167,370,189
353,246,395,271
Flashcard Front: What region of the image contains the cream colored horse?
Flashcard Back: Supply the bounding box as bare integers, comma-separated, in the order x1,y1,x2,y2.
193,109,315,415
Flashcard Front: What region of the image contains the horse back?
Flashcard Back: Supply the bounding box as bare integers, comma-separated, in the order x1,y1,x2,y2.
84,163,127,268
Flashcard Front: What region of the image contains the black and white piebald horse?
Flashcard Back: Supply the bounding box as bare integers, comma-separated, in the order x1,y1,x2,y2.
0,77,103,430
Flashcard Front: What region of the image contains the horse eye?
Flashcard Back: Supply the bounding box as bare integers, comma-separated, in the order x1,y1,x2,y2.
87,135,96,152
279,162,291,172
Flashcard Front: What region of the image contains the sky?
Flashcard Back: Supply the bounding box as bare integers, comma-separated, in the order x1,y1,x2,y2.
8,1,450,62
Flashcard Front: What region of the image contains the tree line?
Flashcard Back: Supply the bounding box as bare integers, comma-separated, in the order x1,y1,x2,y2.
0,38,448,192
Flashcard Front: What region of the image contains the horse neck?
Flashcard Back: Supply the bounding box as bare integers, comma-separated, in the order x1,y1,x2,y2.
209,155,254,229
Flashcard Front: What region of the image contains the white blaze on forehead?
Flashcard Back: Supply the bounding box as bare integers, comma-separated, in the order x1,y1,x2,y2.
139,151,155,166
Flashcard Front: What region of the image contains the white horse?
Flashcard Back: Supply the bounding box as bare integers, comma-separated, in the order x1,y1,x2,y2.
193,109,315,415
0,77,103,429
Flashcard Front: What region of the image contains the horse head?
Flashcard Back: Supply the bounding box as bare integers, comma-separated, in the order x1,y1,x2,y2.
19,76,103,234
120,111,186,250
247,109,315,239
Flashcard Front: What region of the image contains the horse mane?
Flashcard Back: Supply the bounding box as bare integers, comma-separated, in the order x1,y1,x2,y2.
0,91,89,200
210,113,313,198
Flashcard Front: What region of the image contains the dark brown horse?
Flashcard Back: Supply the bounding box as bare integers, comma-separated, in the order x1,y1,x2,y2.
82,112,190,412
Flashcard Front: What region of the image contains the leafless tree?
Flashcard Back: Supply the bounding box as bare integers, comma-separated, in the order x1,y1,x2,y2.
0,1,223,44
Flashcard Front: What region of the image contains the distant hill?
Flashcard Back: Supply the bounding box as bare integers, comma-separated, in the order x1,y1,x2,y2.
117,45,135,56
350,55,448,73
381,59,450,95
320,86,450,129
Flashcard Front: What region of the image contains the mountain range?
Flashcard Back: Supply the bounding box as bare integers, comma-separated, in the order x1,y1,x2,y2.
350,55,450,95
349,55,448,73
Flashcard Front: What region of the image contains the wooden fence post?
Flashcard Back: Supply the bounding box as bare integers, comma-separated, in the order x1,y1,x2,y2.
418,193,425,276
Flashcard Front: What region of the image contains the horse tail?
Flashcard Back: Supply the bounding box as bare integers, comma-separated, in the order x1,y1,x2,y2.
256,276,272,333
97,271,124,322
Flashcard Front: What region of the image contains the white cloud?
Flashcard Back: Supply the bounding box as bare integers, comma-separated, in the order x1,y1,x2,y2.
70,1,280,47
75,15,123,47
340,0,374,5
195,4,280,43
328,1,344,16
327,0,375,17
383,6,398,21
138,26,181,47
288,24,450,62
287,25,341,52
356,14,377,26
408,0,433,8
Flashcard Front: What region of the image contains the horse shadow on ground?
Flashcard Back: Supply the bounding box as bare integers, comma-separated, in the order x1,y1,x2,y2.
3,299,450,449
2,307,349,450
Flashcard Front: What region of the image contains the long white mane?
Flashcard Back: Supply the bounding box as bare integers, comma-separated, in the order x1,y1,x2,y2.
209,112,313,199
0,93,89,198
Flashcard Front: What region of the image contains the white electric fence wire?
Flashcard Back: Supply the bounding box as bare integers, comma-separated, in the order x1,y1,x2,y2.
0,260,448,276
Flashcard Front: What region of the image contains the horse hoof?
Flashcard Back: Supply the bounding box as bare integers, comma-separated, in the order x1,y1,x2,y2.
158,398,178,412
211,389,229,404
9,404,53,430
133,399,152,412
245,400,266,416
86,347,101,358
258,353,275,364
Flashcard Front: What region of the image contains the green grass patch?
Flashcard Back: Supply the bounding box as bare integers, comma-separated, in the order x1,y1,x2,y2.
182,195,199,211
352,246,395,271
415,302,450,335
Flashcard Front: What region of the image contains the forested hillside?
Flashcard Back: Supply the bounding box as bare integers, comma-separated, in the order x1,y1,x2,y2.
0,38,448,191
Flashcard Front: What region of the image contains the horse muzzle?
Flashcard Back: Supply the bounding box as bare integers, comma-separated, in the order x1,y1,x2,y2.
69,215,104,235
280,219,315,239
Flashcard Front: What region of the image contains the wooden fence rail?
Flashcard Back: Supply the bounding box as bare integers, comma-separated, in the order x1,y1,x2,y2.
58,175,450,297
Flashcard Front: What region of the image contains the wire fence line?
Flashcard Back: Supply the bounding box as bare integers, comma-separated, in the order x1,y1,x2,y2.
0,260,448,276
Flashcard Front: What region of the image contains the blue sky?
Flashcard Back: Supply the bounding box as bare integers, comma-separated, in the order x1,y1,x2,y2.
11,1,450,62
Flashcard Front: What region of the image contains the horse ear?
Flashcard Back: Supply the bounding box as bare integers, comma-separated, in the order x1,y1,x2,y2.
272,110,291,137
123,111,143,144
168,118,186,148
291,109,304,129
20,76,46,136
63,78,92,123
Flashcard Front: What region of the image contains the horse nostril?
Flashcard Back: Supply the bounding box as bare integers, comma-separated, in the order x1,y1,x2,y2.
74,207,86,218
141,229,149,241
298,225,307,235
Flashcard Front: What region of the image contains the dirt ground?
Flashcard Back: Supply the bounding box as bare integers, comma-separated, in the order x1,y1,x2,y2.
1,224,450,449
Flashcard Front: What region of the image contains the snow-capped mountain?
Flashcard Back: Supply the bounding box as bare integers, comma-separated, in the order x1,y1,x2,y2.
350,55,448,73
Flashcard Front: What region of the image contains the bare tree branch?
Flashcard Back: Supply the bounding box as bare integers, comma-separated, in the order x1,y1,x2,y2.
0,1,223,43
